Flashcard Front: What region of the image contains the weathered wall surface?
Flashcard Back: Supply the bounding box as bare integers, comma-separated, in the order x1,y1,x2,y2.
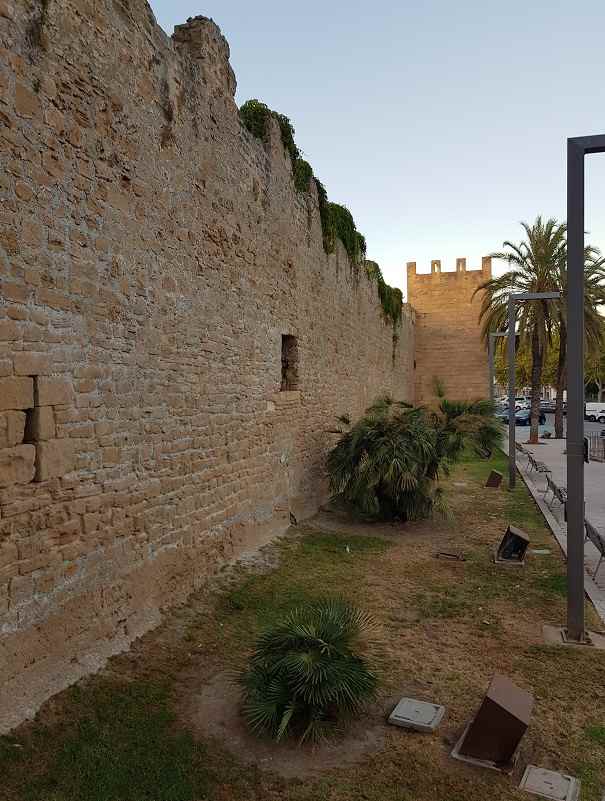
407,258,491,403
0,1,414,731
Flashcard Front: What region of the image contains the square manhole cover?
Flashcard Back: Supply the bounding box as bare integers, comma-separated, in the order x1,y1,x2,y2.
519,766,580,800
388,698,445,732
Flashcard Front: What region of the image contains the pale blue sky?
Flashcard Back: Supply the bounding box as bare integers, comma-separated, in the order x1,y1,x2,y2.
150,1,605,296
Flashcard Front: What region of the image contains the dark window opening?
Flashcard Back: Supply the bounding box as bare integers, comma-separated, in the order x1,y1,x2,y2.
23,407,36,444
281,335,299,391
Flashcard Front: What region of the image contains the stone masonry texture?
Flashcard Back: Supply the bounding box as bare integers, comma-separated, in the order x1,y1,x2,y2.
407,258,491,404
0,1,415,730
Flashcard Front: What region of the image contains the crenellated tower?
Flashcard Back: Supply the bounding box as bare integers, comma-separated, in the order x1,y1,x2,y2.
406,257,492,403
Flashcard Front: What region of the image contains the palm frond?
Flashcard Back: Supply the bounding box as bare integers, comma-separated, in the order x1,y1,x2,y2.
239,599,377,743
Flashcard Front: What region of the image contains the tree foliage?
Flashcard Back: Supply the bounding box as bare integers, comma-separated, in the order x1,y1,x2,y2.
327,395,500,522
476,217,566,443
239,599,377,743
481,217,605,437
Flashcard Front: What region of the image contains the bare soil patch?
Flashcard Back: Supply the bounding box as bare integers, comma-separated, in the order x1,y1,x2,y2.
183,670,388,778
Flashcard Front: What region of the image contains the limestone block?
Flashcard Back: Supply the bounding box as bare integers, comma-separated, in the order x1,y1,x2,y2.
14,352,51,376
27,406,55,441
15,84,41,119
35,438,76,481
0,2,15,20
0,410,26,447
0,320,21,341
35,377,73,406
0,377,34,411
0,444,36,487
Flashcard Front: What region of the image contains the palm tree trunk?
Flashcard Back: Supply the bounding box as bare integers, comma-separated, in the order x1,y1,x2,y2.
529,329,543,444
554,321,566,439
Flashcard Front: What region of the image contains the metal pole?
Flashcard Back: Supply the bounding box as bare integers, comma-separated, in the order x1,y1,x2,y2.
566,139,586,642
508,297,516,490
489,334,495,406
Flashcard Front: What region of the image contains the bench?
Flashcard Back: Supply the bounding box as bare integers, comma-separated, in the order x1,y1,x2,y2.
527,453,550,474
584,519,605,578
515,443,530,464
544,474,567,510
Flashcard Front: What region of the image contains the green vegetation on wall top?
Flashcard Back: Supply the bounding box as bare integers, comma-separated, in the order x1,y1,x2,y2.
239,99,402,327
365,261,403,325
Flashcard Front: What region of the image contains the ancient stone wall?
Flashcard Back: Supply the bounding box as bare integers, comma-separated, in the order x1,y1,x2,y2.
0,0,414,731
407,258,491,403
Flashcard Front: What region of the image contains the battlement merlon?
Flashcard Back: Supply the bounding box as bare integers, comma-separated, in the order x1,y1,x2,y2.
172,16,237,98
406,257,492,278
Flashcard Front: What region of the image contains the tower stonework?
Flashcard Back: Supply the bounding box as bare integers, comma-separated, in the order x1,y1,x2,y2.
406,257,492,404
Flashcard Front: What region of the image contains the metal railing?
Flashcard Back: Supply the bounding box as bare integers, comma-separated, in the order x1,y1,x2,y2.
586,431,605,462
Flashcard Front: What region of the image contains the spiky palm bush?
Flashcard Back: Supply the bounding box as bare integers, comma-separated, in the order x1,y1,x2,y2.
327,397,447,521
435,398,502,460
239,599,377,743
328,395,500,521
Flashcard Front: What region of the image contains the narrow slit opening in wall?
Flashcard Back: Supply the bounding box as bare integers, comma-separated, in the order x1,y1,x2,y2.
23,407,36,444
281,335,299,391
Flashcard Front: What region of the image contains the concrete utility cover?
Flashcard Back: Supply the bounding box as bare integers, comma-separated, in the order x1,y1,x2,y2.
519,766,580,800
388,698,445,732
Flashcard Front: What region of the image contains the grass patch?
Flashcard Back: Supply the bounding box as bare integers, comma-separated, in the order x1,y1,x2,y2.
535,571,567,597
2,681,214,801
217,529,391,640
586,725,605,746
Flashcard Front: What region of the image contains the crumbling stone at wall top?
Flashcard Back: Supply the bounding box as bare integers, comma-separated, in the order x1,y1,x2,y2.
172,16,237,98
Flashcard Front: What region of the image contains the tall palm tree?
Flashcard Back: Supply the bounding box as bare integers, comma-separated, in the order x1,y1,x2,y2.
475,217,566,444
552,247,605,437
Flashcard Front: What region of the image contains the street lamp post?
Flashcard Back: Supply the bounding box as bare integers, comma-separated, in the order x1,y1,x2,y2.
566,134,605,643
507,292,560,490
488,332,507,405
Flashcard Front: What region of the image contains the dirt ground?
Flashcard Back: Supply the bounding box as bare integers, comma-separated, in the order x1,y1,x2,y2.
2,450,604,801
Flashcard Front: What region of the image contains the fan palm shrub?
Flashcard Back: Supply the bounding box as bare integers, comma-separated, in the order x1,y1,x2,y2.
327,395,498,522
239,599,377,743
436,397,502,459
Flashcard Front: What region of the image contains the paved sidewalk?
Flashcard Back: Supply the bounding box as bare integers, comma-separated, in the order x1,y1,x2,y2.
511,436,605,624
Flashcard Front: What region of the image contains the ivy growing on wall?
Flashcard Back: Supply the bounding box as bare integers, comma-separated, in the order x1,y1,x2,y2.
365,261,403,326
239,99,402,326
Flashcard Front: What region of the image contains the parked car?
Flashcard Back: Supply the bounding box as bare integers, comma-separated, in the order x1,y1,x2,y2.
496,398,530,411
540,400,556,413
584,402,605,423
514,408,546,426
496,408,546,426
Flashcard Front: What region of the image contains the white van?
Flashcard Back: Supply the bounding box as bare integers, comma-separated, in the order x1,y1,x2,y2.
585,403,605,423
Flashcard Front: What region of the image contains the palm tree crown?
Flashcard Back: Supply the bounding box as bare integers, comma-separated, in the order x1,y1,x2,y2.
475,216,566,443
475,216,605,442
